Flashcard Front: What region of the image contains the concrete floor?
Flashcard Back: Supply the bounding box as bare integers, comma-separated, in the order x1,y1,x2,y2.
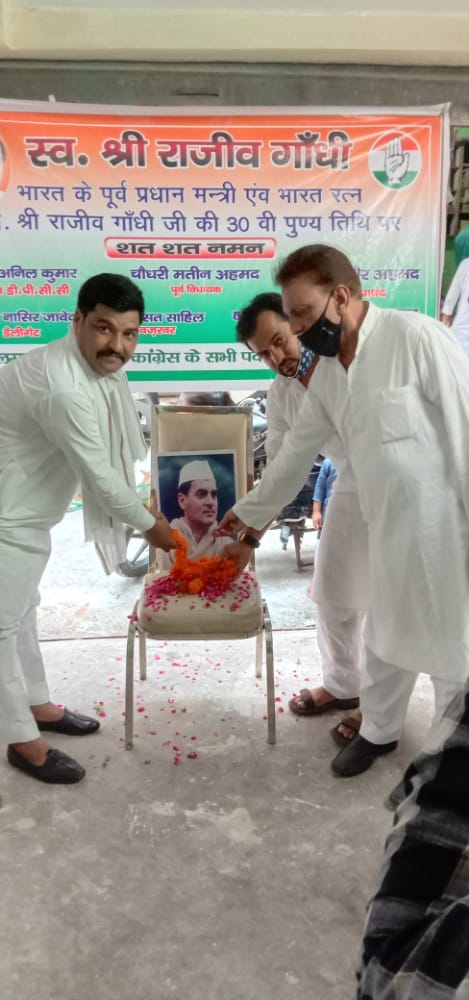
0,514,436,1000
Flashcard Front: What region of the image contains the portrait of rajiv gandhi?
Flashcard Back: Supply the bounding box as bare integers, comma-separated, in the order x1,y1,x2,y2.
155,451,237,564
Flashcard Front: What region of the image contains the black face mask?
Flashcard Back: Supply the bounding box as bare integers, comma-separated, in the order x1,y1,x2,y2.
299,292,343,357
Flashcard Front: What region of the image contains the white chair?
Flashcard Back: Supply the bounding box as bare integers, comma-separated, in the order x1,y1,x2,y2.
125,404,276,749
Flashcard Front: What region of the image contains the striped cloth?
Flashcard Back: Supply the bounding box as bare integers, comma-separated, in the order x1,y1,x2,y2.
357,685,469,999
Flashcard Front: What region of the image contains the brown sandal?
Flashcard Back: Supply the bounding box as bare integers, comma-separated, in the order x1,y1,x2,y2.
288,689,360,717
330,715,361,748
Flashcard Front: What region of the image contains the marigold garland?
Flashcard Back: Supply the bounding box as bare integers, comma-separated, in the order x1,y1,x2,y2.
169,528,238,595
141,530,255,616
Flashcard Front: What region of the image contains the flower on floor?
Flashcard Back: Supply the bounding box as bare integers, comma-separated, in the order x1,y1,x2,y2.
93,700,106,717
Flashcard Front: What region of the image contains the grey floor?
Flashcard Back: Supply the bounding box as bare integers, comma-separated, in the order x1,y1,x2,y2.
0,513,434,1000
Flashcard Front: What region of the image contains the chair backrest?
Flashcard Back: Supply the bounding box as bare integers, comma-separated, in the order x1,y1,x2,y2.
149,404,254,570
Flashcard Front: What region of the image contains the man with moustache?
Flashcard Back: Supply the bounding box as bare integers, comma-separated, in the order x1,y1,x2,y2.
235,292,366,724
0,272,174,785
218,245,469,777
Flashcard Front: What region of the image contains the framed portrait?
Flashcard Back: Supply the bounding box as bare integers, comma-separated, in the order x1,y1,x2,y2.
154,450,238,555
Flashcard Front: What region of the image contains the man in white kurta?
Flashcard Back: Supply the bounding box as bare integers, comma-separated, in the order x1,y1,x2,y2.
219,245,469,777
441,257,469,355
235,291,367,717
0,273,173,785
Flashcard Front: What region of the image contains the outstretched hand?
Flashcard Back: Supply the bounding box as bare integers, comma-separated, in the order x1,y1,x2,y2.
213,508,247,537
222,540,253,575
143,492,175,552
144,512,176,553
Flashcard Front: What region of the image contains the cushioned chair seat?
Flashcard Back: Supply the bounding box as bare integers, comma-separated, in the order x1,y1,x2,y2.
137,570,264,638
125,404,276,750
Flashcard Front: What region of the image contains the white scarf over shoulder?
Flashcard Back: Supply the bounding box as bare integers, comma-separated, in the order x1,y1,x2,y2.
67,330,147,573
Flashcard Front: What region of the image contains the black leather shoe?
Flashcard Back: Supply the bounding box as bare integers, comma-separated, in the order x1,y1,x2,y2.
7,745,86,784
331,734,398,778
36,708,100,735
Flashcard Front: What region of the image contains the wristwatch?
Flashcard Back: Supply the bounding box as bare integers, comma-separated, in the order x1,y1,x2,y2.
240,532,261,549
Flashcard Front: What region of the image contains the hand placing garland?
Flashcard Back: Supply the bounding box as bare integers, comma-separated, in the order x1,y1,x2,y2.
169,529,238,596
141,530,256,617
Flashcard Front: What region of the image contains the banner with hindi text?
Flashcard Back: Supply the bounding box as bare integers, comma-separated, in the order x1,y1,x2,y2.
0,101,449,390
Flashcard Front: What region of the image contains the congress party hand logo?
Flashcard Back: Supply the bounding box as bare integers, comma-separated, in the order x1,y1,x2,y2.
369,132,422,189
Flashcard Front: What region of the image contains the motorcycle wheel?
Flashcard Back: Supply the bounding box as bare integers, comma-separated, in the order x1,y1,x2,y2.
117,527,149,578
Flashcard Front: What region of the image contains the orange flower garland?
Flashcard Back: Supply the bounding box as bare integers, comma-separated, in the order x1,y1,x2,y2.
169,528,238,596
141,529,255,617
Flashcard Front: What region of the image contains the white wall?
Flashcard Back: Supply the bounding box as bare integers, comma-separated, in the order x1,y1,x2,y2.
1,0,469,65
9,0,469,10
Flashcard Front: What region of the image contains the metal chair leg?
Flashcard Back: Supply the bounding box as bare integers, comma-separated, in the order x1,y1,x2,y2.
255,627,263,678
125,617,136,750
262,600,276,745
139,626,147,681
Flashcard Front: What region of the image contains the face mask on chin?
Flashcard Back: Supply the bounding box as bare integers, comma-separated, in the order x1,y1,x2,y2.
287,343,315,380
299,291,343,357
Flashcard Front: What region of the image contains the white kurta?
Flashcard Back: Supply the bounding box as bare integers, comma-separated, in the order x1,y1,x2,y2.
265,372,368,611
442,258,469,355
0,335,155,537
0,335,155,743
234,303,469,684
266,370,368,700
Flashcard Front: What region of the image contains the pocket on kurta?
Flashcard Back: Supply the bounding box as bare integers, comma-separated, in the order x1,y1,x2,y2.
376,386,416,443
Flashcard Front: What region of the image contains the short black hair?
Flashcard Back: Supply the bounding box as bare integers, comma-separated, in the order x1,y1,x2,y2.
275,244,361,297
236,292,288,345
77,273,145,323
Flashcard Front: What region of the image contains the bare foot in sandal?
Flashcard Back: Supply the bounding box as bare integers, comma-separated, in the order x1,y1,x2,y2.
331,709,362,747
289,686,359,717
